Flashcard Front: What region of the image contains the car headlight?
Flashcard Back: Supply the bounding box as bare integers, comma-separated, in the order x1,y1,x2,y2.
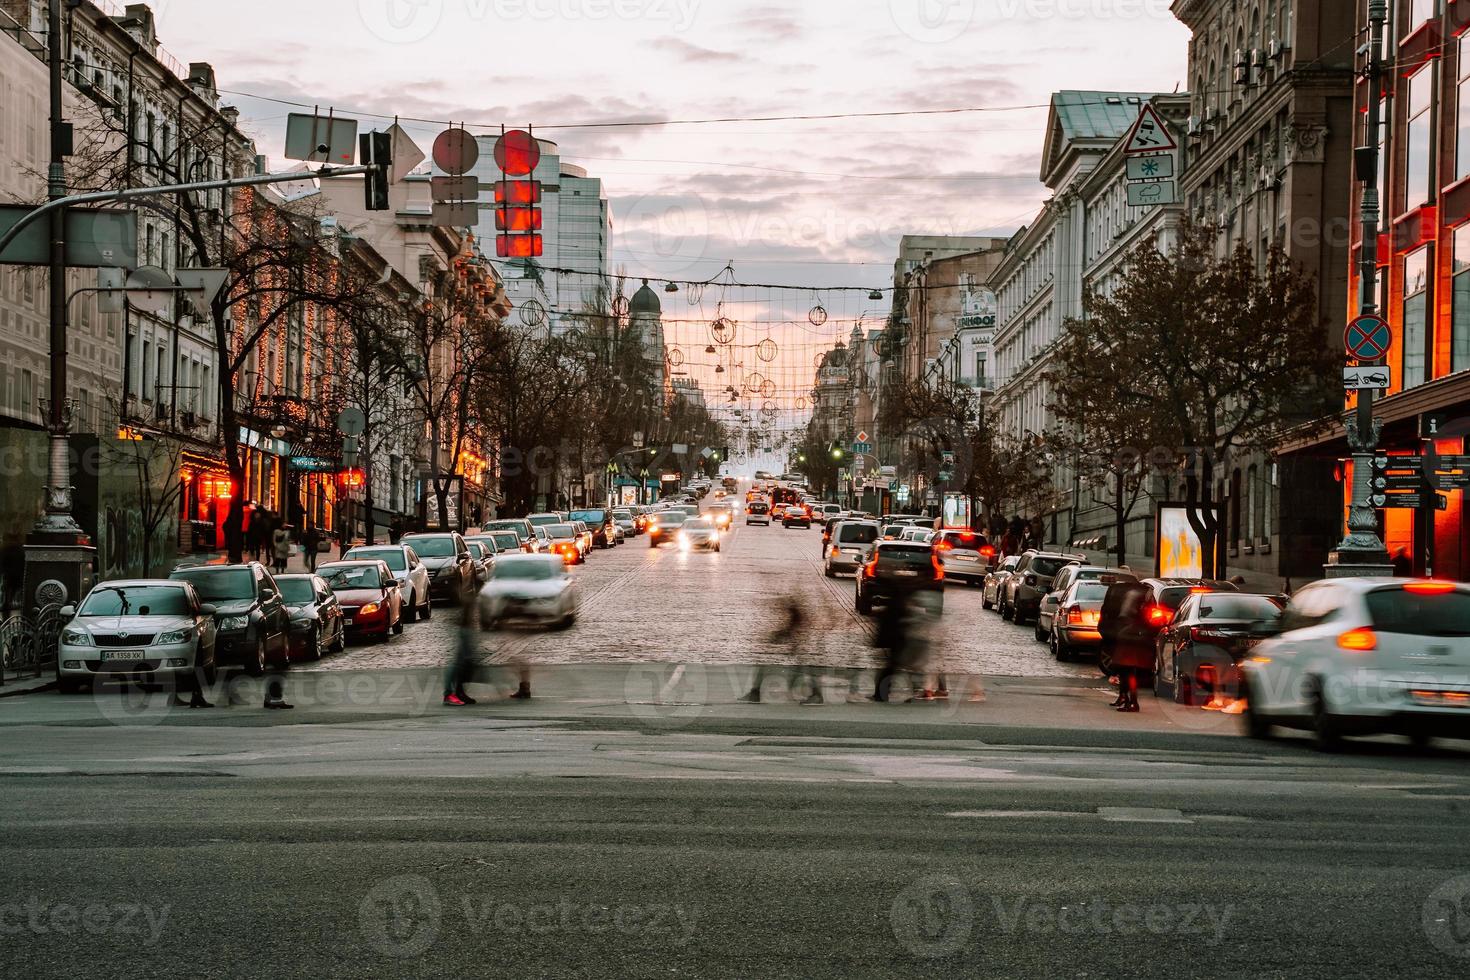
360,602,381,616
156,627,193,644
218,614,249,631
61,628,92,646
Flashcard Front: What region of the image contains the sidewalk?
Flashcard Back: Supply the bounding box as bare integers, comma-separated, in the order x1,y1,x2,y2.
0,668,54,698
171,543,363,575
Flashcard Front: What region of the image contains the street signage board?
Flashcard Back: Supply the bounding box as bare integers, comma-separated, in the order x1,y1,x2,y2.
0,206,137,267
432,200,478,227
1344,366,1390,390
284,112,358,164
384,123,425,182
852,440,872,455
1126,180,1176,207
1125,154,1174,180
1345,314,1392,361
432,128,479,176
1122,103,1177,154
1370,492,1448,510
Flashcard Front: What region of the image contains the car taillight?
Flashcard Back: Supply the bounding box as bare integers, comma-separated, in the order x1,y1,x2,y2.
1066,607,1099,627
979,545,996,558
1144,604,1171,626
1404,580,1456,595
829,545,840,557
863,559,878,579
1337,627,1377,651
935,541,953,551
1190,627,1232,645
931,556,944,581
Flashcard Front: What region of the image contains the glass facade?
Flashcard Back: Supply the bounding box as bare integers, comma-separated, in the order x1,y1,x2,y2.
1455,223,1470,374
1403,247,1430,389
1406,67,1434,212
1461,35,1470,183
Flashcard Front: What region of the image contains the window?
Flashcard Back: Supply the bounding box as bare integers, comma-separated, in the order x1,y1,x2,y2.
1403,246,1430,389
1454,223,1470,373
1459,34,1470,182
1406,66,1434,212
1409,0,1438,32
20,369,34,416
142,340,152,396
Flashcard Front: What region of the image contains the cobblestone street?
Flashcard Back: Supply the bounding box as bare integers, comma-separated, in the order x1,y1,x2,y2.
304,521,1096,681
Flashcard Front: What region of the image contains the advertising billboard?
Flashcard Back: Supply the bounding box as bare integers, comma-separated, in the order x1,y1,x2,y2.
1155,503,1220,578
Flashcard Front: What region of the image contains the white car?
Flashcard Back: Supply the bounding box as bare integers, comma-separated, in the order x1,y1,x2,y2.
57,580,219,694
1241,578,1470,749
678,516,721,551
344,544,433,621
478,554,577,630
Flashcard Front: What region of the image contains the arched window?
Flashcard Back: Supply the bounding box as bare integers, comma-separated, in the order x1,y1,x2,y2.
1246,464,1258,542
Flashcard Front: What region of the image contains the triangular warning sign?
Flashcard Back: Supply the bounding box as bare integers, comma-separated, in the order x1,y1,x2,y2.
1122,103,1177,155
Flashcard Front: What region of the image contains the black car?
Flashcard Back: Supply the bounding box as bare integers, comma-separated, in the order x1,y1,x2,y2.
570,509,617,548
169,562,290,674
1153,591,1283,704
855,541,944,616
274,573,346,661
401,532,473,602
1098,578,1240,678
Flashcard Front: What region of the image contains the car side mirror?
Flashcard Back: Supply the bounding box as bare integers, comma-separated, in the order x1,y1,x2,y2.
60,604,76,618
199,603,217,616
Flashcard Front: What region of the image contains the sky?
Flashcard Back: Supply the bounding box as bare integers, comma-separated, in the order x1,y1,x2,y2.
144,0,1191,449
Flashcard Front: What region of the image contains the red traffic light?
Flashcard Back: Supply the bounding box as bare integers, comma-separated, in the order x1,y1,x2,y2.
338,468,365,488
494,180,542,204
497,234,544,258
494,207,543,232
493,130,540,177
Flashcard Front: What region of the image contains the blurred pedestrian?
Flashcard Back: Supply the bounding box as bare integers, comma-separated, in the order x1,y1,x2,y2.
444,580,480,707
1101,581,1150,713
739,595,823,704
271,524,291,575
870,590,911,702
1391,547,1411,577
302,525,322,573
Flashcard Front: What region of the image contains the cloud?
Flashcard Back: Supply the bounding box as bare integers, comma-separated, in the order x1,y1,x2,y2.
729,4,804,41
649,38,747,64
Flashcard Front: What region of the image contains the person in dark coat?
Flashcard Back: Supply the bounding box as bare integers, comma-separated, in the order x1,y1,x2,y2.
1100,582,1151,712
739,596,822,705
302,525,322,573
870,590,912,702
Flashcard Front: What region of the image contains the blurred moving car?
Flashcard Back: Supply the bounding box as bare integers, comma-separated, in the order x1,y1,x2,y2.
981,555,1021,611
317,559,404,640
746,501,771,525
999,550,1085,624
400,532,473,604
933,530,993,586
570,509,617,549
679,516,722,551
275,572,346,661
648,510,689,547
479,553,576,630
824,520,880,577
855,541,945,615
1036,565,1136,640
344,544,433,621
1097,578,1239,678
544,523,584,564
1049,579,1111,661
570,520,595,556
1153,592,1284,704
57,580,218,693
707,504,734,530
482,518,535,551
169,562,289,674
472,530,526,559
1241,579,1470,749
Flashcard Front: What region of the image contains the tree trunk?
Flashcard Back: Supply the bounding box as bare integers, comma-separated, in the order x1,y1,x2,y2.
1184,452,1224,579
1114,468,1128,569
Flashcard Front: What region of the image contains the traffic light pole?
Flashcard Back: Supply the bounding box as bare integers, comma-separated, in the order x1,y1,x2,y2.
1327,0,1393,578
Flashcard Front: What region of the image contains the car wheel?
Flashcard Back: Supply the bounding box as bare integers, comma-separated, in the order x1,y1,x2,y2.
1052,631,1070,662
1310,682,1342,751
57,677,87,695
555,612,575,631
824,562,835,578
856,592,873,615
330,622,346,653
1175,668,1197,706
981,591,992,610
1033,620,1046,642
1241,678,1273,740
309,628,325,662
392,610,405,635
421,595,432,620
1408,730,1432,750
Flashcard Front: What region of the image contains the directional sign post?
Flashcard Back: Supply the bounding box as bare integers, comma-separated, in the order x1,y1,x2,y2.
1345,314,1392,362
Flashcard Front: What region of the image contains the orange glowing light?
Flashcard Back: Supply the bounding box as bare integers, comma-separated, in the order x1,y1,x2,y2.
1337,627,1378,651
1403,580,1457,595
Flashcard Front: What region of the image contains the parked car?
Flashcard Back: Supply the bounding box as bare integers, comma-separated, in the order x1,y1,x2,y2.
999,550,1086,624
465,540,496,586
543,523,585,564
317,559,404,641
569,520,594,557
855,541,944,616
344,544,433,621
1097,578,1239,678
899,527,934,544
982,555,1021,611
169,562,290,674
1049,579,1112,662
526,512,563,533
782,506,812,529
745,501,771,525
824,520,881,577
932,529,993,586
1240,578,1470,749
648,510,689,548
478,554,577,630
401,532,473,603
274,572,346,661
612,509,639,537
482,518,535,551
570,509,617,548
1153,591,1285,704
471,531,526,561
57,580,219,693
1037,565,1137,640
531,525,551,553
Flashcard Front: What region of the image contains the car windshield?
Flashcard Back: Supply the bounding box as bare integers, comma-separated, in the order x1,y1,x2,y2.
491,533,520,550
547,524,577,539
1158,586,1199,611
348,548,406,571
527,514,561,527
1196,595,1283,621
486,521,529,541
79,585,191,617
495,560,556,581
467,543,487,558
276,578,317,604
170,567,253,601
686,518,714,530
838,524,879,544
320,565,384,590
612,511,632,520
1072,583,1109,602
1029,557,1074,577
1366,587,1470,636
877,546,931,566
405,536,456,557
882,526,903,536
655,513,688,527
940,532,983,548
570,510,606,524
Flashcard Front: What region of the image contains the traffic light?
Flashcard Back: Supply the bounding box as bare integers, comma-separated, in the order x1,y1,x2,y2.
360,131,391,211
829,441,845,461
494,129,543,258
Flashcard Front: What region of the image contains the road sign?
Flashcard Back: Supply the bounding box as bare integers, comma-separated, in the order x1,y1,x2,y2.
336,408,366,436
1345,314,1392,361
0,206,137,267
1344,366,1390,390
493,130,541,176
1126,154,1174,180
1122,103,1177,155
1370,492,1448,510
124,265,175,316
1126,180,1176,206
856,431,869,443
384,123,425,182
852,440,873,455
174,268,229,308
432,128,479,176
284,112,358,164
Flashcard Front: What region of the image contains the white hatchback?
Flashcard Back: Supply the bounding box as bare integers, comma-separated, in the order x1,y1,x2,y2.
1241,578,1470,749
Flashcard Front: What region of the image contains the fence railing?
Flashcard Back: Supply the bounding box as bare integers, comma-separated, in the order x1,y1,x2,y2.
0,603,61,687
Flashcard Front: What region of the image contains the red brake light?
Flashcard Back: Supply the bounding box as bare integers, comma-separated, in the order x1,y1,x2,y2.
1337,627,1377,651
863,558,878,579
1144,604,1171,626
932,555,944,581
979,545,996,557
936,541,953,551
1403,580,1456,595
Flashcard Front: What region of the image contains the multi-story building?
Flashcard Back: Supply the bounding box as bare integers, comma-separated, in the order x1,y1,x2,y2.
1174,0,1356,584
1281,0,1470,580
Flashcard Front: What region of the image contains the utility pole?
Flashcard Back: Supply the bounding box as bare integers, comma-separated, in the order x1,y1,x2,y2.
1326,0,1394,578
24,0,97,614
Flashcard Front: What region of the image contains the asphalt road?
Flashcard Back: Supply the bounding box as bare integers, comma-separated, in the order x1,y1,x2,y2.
5,509,1470,977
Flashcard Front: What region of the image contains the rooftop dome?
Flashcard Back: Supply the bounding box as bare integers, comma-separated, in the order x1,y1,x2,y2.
629,279,661,317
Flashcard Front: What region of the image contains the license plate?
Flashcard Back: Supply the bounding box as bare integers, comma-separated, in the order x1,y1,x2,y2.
894,570,920,577
103,650,147,661
952,554,977,562
343,616,355,625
